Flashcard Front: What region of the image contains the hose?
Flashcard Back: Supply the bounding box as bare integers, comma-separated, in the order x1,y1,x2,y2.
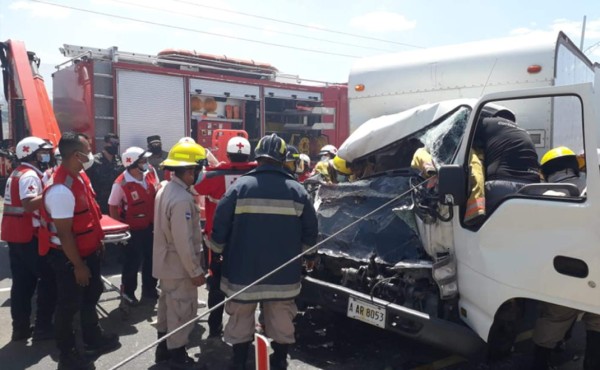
109,177,433,369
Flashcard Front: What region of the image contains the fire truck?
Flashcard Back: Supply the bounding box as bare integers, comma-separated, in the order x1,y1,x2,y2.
52,44,349,162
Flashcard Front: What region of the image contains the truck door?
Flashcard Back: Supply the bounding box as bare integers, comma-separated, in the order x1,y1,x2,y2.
447,83,600,341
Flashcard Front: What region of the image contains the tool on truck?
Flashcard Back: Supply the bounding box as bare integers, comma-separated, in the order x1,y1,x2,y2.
299,31,600,361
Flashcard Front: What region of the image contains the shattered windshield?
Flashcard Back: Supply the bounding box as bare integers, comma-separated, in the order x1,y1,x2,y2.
315,106,471,265
351,106,471,178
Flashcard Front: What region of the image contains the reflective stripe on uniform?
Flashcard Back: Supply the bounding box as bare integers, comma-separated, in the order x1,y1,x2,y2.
234,198,304,217
221,276,301,301
3,205,26,214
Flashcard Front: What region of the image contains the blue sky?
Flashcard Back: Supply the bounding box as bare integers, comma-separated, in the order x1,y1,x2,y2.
1,0,600,98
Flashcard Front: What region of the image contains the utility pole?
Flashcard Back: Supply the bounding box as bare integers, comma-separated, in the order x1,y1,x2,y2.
580,15,587,50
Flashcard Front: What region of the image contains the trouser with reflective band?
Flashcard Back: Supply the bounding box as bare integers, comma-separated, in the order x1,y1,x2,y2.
533,302,600,348
121,226,156,297
156,278,198,349
8,237,56,332
224,300,297,345
47,249,103,353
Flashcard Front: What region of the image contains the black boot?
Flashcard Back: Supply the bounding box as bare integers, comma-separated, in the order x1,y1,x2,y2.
584,331,600,370
168,346,200,370
155,332,170,363
531,344,552,370
230,342,250,370
83,325,120,356
58,348,95,370
270,342,289,370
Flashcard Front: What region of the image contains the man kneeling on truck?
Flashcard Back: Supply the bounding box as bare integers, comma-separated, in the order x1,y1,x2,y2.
531,146,600,370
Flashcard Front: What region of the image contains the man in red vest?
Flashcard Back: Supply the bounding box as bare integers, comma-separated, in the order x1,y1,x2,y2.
108,146,159,305
194,136,256,338
1,136,56,342
40,132,119,370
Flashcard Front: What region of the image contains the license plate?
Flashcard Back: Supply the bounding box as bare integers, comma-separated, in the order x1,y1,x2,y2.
347,296,386,328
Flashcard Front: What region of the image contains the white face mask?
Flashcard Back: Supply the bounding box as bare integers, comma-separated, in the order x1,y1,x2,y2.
320,155,330,162
40,153,51,163
78,151,95,171
138,163,149,172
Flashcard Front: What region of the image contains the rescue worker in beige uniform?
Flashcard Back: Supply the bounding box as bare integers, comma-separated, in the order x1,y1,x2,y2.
152,141,207,370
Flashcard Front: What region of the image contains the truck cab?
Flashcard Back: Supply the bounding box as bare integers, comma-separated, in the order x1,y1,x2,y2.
300,80,600,357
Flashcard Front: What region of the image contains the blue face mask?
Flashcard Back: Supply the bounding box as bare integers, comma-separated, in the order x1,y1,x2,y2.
40,153,51,163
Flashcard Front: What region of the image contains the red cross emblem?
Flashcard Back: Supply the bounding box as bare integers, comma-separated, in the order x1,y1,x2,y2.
126,157,132,164
236,142,245,150
22,146,30,153
27,185,35,192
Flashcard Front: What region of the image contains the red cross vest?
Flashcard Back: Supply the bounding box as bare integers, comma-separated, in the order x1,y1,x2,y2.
38,166,105,257
1,165,42,243
115,170,158,231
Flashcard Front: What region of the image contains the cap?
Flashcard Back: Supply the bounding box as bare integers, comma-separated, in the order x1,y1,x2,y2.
147,135,162,144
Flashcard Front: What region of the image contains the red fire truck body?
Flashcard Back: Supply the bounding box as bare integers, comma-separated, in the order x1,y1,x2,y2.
52,44,349,159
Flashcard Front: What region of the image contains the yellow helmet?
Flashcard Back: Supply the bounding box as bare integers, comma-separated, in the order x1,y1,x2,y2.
540,146,576,166
161,141,206,168
332,156,352,175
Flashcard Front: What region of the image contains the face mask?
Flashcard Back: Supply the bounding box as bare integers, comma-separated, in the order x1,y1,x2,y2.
295,160,305,174
55,156,62,166
105,145,119,155
336,173,348,183
150,146,162,155
40,153,51,163
138,163,149,172
78,152,95,171
320,155,330,162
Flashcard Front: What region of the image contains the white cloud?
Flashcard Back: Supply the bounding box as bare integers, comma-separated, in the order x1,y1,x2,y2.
350,11,416,33
510,18,600,42
91,0,241,22
9,0,71,19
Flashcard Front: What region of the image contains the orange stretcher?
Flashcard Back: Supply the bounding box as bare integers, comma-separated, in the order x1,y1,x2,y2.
98,216,134,313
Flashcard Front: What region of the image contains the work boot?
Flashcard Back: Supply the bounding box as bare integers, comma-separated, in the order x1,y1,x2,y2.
57,348,95,370
584,331,600,370
531,344,552,370
83,326,120,356
168,346,201,369
270,342,289,370
155,332,170,364
230,341,250,370
11,325,32,342
32,324,55,342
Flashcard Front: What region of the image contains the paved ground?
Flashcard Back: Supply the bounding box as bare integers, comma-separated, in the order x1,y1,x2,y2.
0,241,589,370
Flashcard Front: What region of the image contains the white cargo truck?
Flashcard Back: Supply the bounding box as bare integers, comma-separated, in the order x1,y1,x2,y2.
348,31,596,156
300,32,600,360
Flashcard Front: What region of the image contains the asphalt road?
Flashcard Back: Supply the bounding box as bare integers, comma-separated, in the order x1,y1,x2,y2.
0,241,589,370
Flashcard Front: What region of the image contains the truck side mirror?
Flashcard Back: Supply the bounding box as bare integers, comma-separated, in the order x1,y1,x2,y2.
437,164,467,205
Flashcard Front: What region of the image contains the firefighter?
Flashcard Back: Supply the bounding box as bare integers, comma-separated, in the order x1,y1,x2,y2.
297,154,311,183
108,146,160,304
209,133,318,370
1,136,56,342
194,136,256,338
39,132,119,370
531,146,600,370
283,145,304,179
153,141,207,369
147,135,169,181
473,116,540,214
318,144,337,162
310,155,351,184
85,133,124,214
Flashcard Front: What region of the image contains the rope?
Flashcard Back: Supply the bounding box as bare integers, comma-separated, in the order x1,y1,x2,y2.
109,177,433,369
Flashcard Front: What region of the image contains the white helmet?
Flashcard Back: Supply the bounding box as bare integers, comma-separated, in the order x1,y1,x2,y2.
227,136,251,156
299,153,310,168
16,136,53,159
178,137,196,144
122,146,151,167
318,144,338,157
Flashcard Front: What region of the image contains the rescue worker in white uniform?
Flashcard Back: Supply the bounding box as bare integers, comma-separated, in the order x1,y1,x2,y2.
153,141,207,370
1,136,56,341
108,146,160,304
